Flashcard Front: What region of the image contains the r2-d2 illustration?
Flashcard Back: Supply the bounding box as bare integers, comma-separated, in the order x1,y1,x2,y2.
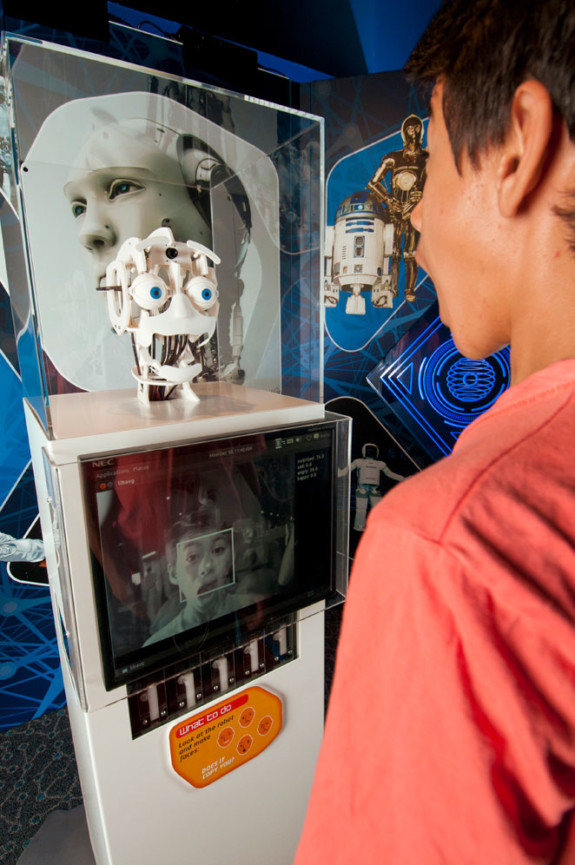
324,190,395,314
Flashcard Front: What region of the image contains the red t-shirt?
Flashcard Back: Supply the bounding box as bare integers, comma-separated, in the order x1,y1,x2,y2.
296,361,575,864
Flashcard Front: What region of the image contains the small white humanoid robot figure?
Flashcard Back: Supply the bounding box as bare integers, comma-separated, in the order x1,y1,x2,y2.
103,226,220,404
324,190,395,313
349,443,405,531
367,115,428,303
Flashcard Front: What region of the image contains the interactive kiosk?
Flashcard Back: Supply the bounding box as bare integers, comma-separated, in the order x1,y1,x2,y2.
3,34,350,865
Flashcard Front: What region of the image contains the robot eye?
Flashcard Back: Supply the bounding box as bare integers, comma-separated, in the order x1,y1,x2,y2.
185,276,218,311
130,273,169,311
108,179,143,200
71,200,86,218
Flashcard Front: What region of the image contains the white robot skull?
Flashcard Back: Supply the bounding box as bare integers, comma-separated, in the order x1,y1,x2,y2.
103,226,220,404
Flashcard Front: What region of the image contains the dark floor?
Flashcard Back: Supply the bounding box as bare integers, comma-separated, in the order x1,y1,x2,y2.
0,709,83,865
0,606,342,865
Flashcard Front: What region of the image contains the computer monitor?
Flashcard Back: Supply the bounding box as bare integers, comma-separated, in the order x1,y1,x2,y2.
81,419,340,689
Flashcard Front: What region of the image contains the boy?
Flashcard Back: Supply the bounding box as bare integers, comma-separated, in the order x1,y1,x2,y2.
296,1,575,862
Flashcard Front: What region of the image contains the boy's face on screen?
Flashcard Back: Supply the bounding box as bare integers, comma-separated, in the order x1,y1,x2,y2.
175,530,233,601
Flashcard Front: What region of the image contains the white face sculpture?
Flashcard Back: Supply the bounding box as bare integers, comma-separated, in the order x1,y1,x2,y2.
64,122,212,284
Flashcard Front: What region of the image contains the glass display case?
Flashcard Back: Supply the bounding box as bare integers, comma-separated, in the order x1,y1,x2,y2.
2,33,324,434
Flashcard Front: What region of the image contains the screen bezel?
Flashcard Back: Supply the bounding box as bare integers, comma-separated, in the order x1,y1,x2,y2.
80,418,337,690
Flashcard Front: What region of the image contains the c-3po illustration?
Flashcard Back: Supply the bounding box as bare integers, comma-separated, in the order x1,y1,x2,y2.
367,114,428,303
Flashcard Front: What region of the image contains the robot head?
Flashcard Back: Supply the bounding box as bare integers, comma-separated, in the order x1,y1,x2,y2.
401,114,423,146
65,121,210,282
362,443,379,459
104,227,220,393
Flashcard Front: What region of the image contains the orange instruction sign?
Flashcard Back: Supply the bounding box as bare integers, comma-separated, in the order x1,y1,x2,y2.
169,686,282,788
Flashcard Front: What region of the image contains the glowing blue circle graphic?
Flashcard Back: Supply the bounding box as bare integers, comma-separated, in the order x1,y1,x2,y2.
420,339,510,427
446,358,496,402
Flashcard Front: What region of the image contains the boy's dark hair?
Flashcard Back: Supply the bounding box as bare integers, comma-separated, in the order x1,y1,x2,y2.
405,0,575,168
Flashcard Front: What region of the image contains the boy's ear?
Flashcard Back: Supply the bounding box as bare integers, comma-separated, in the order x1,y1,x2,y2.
497,79,555,218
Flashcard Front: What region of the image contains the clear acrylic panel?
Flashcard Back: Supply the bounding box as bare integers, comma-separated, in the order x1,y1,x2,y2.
2,34,324,436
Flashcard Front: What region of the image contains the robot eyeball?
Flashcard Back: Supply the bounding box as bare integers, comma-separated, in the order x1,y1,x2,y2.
130,273,169,311
185,276,218,311
166,246,179,260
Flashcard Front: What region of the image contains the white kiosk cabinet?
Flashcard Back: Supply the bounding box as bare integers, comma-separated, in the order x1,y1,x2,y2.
25,386,349,865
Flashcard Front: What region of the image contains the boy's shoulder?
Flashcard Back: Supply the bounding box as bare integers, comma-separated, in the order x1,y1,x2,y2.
374,360,575,545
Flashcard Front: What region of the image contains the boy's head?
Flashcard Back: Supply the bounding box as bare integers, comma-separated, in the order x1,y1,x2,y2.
407,0,575,375
406,0,575,170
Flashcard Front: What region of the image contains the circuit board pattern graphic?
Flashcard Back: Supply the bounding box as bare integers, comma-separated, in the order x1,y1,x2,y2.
0,282,64,731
